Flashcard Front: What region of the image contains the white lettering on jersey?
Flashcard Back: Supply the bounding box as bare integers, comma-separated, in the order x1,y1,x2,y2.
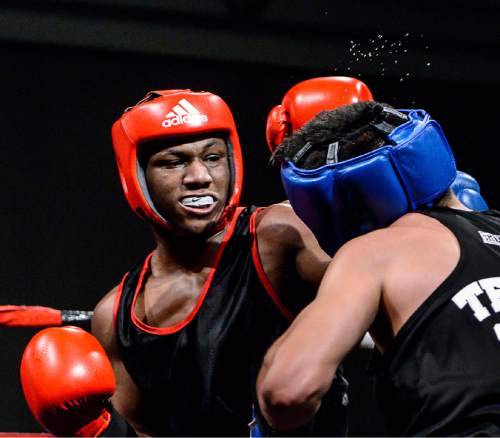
479,277,500,313
452,279,500,342
452,281,491,322
478,231,500,246
452,281,491,321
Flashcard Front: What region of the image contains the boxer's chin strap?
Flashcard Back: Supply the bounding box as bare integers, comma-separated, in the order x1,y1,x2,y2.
326,141,340,165
371,107,409,137
292,140,341,166
292,106,409,166
292,141,314,164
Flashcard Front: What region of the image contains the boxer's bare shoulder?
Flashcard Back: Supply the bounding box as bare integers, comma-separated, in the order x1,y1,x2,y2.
342,211,461,339
255,202,330,288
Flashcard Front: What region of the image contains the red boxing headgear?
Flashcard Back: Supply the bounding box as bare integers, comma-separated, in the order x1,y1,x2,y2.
112,90,243,230
266,76,374,151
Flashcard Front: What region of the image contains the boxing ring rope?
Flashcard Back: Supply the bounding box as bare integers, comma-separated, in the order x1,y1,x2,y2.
0,305,92,327
0,433,52,437
0,305,373,344
1,304,372,436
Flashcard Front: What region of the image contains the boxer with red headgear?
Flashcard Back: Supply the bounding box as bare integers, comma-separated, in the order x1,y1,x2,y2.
21,89,348,436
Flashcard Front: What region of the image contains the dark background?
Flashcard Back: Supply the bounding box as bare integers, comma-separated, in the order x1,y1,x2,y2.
1,0,499,435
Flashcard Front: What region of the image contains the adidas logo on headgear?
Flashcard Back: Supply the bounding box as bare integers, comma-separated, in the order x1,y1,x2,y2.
162,98,208,128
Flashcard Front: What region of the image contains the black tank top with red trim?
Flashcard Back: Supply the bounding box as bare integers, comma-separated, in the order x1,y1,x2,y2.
373,208,500,436
115,206,347,436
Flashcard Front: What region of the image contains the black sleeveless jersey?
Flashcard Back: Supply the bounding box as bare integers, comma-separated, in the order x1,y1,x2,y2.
373,208,500,436
115,206,347,436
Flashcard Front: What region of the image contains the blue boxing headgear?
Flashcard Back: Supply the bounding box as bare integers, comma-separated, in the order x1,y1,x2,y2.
281,108,457,255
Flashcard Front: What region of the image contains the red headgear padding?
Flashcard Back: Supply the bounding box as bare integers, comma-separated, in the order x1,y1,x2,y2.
112,90,243,230
266,76,374,151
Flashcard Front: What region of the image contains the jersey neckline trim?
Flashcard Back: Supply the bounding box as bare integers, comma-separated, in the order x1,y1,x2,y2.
113,271,130,334
129,207,245,335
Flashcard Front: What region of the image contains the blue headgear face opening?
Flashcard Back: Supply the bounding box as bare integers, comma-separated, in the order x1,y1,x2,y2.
281,109,457,255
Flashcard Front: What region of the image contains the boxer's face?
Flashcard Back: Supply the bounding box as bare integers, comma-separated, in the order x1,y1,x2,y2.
145,135,230,235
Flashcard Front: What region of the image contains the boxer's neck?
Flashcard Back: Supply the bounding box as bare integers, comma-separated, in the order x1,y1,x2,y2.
151,226,226,273
441,192,472,212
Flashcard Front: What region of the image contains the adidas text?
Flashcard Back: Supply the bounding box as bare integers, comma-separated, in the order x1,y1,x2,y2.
162,113,208,128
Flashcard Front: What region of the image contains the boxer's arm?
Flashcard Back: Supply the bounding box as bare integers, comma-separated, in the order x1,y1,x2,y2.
257,233,384,431
92,289,149,436
256,204,331,288
292,211,332,287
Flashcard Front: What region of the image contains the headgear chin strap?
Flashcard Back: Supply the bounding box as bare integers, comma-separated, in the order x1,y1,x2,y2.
112,90,243,231
281,109,457,255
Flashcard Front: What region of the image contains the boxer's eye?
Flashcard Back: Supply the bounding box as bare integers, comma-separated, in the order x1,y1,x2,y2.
157,158,185,168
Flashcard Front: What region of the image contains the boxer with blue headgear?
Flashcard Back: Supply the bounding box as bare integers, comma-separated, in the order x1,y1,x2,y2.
276,102,457,254
257,101,500,437
266,76,487,219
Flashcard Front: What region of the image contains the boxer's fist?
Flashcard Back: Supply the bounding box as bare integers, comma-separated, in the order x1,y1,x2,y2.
451,171,489,211
21,326,116,437
265,104,290,154
266,76,373,151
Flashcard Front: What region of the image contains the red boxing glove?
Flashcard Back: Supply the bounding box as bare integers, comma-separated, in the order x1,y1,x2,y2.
266,76,373,152
20,326,116,437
